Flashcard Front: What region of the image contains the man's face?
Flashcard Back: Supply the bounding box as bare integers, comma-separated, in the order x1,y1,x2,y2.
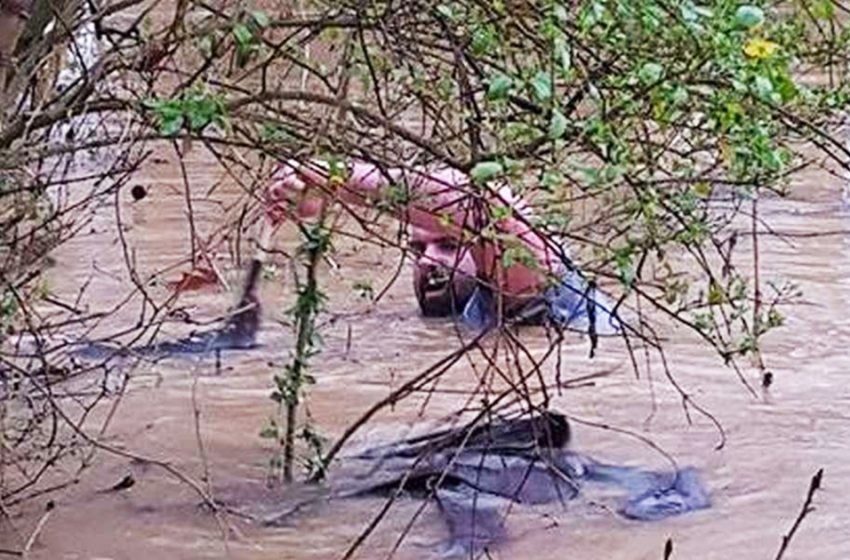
410,228,477,317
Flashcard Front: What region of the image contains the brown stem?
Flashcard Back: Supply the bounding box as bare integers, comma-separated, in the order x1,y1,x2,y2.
774,469,824,560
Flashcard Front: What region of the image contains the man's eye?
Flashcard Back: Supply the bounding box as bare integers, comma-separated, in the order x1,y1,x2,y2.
409,242,425,253
439,240,459,252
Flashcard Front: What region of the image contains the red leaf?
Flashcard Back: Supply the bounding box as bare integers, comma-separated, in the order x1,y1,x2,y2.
166,267,218,293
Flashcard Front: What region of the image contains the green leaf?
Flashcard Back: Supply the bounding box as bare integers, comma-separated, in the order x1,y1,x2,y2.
487,73,513,100
680,1,712,23
531,71,552,102
1,291,18,319
260,123,293,143
504,122,539,143
491,205,511,220
471,25,498,56
707,281,725,305
470,161,504,184
813,0,835,19
436,4,453,19
259,425,279,439
552,4,568,22
692,182,712,198
541,171,564,191
638,62,664,84
198,35,214,57
161,114,183,136
614,245,635,286
693,4,713,18
671,86,689,106
502,245,536,269
232,23,253,46
680,2,699,22
251,10,270,27
767,308,784,328
554,37,572,73
772,71,798,102
734,5,765,29
548,109,568,139
753,75,773,99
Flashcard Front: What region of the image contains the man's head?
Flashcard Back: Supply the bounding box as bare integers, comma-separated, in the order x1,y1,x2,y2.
410,227,477,317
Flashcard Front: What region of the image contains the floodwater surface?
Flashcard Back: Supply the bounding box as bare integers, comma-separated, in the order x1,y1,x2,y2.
4,146,850,560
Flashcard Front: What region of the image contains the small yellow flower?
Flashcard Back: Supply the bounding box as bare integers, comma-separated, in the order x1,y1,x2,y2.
744,38,779,59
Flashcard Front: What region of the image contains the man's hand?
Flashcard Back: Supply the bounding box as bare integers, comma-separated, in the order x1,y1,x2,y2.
264,160,331,226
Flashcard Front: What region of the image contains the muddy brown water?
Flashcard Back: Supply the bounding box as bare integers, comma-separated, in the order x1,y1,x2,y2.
3,145,850,560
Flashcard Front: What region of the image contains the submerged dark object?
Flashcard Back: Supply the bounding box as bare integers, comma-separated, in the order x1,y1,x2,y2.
130,184,147,201
328,411,710,556
70,260,262,361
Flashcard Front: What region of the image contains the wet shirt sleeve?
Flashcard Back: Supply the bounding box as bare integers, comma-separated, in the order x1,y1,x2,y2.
460,267,622,336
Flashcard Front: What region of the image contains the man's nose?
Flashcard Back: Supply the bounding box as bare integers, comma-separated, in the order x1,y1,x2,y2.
416,255,436,272
422,244,445,262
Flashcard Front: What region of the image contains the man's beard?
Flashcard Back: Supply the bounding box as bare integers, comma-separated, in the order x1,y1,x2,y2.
414,272,476,317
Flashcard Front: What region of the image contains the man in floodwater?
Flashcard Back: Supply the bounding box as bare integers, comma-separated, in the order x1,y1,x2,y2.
69,162,621,361
265,159,622,334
